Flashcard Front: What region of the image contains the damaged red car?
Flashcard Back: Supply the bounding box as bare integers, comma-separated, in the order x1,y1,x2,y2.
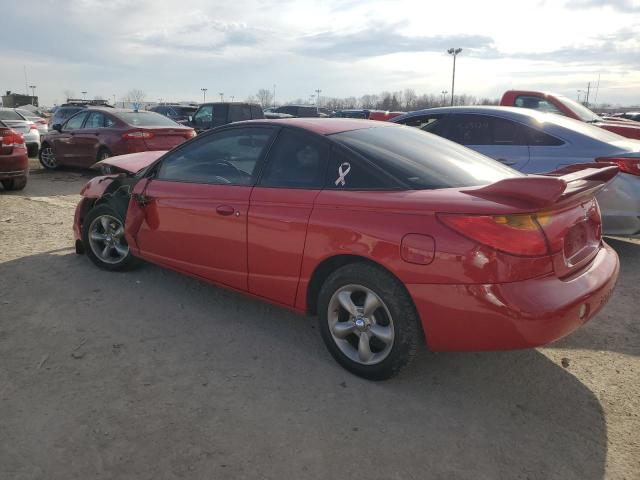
73,118,620,379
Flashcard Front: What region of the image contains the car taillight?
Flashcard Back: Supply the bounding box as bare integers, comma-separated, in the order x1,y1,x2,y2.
1,129,25,146
438,213,549,256
184,130,196,139
122,131,155,140
596,156,640,176
30,124,38,130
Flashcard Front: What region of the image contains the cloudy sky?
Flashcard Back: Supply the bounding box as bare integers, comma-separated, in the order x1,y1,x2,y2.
1,0,639,106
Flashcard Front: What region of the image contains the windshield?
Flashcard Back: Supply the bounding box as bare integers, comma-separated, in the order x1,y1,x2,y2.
0,110,24,121
115,112,180,127
556,95,603,123
175,107,197,115
331,126,522,190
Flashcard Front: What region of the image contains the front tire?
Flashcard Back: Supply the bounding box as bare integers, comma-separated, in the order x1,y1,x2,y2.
317,262,420,380
82,204,137,271
39,144,58,170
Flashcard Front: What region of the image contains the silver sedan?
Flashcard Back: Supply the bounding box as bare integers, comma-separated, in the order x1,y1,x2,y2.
392,106,640,235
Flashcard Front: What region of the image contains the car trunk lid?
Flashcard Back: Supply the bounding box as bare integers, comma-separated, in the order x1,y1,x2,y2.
94,150,166,174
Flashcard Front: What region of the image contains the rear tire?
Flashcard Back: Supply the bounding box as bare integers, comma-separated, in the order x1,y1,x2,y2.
97,148,112,161
27,144,39,157
317,262,420,380
1,176,27,191
82,204,138,271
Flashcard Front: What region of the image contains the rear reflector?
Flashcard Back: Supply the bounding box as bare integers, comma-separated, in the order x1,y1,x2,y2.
438,213,549,256
123,131,155,140
596,157,640,176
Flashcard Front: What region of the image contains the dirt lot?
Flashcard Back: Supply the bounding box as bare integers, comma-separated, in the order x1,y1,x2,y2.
1,159,638,480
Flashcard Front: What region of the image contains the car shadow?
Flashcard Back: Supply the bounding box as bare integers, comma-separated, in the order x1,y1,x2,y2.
546,237,639,357
0,249,607,479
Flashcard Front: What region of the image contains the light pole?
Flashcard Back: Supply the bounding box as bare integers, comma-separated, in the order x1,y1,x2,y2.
81,91,87,100
441,90,448,105
28,85,36,104
230,96,235,102
219,92,224,102
201,88,207,103
112,94,116,106
315,89,322,106
273,84,276,107
447,48,462,106
577,90,583,103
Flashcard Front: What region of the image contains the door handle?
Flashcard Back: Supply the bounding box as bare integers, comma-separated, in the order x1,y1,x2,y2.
216,205,235,216
497,158,517,166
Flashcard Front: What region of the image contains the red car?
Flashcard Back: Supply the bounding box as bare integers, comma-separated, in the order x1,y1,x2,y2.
73,118,619,379
500,90,640,139
39,107,195,170
0,121,28,191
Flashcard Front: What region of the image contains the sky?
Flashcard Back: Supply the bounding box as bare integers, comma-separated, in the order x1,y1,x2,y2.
1,0,639,107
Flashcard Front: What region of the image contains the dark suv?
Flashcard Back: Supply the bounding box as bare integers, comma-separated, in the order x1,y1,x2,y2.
150,104,198,125
272,105,324,117
190,102,264,133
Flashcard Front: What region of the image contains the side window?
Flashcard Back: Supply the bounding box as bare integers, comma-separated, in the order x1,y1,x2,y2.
193,105,213,129
228,105,250,123
105,115,115,128
525,127,565,146
259,128,329,188
85,112,106,129
324,146,397,190
446,114,527,146
65,112,89,130
157,127,275,185
213,104,229,127
400,115,445,135
514,95,563,115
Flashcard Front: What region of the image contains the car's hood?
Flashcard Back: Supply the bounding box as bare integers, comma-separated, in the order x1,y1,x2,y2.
94,150,167,174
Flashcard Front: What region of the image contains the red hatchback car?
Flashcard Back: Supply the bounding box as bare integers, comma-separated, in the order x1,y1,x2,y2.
39,108,195,170
73,118,619,379
0,121,29,191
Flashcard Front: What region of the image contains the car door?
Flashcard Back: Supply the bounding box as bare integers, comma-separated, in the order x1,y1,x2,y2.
247,127,329,306
443,114,530,170
73,111,110,166
51,111,90,165
132,126,277,290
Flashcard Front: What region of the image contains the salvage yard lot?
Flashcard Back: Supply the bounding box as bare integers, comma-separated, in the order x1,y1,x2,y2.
1,160,638,479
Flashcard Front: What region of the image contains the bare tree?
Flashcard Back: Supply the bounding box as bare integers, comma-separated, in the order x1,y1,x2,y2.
256,89,274,107
125,89,146,106
403,89,417,110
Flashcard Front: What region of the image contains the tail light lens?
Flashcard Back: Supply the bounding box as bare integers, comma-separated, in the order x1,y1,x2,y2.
184,129,196,139
1,128,25,146
122,130,155,140
30,124,38,131
438,213,549,256
596,156,640,176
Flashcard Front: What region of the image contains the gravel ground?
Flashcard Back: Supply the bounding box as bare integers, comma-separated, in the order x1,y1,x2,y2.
1,159,638,480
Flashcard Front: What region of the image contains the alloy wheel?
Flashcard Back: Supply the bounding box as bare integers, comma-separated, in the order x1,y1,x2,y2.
40,147,57,168
88,214,129,264
327,285,395,365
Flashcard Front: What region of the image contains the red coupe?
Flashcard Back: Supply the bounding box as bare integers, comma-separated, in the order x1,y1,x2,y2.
73,118,620,379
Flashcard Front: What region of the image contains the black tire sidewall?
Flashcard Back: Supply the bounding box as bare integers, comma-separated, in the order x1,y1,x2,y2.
39,144,58,170
82,204,136,271
317,262,419,380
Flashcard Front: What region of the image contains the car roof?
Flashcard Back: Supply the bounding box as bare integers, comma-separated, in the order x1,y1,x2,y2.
239,117,400,135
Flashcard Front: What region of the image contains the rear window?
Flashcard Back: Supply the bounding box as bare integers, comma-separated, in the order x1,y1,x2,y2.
114,112,179,127
175,107,197,115
0,110,23,121
331,126,522,190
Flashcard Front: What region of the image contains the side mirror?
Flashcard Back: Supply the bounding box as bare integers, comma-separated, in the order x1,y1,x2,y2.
188,116,193,123
52,123,62,132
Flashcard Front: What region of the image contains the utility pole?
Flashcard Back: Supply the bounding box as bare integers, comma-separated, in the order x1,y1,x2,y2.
447,48,462,106
112,94,116,106
315,89,322,106
201,88,207,102
219,92,224,102
273,84,276,107
441,90,448,105
585,82,591,107
81,91,87,100
29,85,36,105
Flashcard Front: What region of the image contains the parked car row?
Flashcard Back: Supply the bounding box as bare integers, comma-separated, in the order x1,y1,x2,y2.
0,107,43,156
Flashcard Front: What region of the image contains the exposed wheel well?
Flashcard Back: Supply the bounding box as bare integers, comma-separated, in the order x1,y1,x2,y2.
306,254,412,316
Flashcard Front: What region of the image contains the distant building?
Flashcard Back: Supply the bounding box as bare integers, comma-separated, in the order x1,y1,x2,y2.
2,91,38,108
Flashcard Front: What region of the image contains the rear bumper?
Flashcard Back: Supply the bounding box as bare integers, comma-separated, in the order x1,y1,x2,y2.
407,243,619,352
0,149,29,180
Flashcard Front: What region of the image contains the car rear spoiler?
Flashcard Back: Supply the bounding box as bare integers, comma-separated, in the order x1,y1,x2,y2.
462,164,619,210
